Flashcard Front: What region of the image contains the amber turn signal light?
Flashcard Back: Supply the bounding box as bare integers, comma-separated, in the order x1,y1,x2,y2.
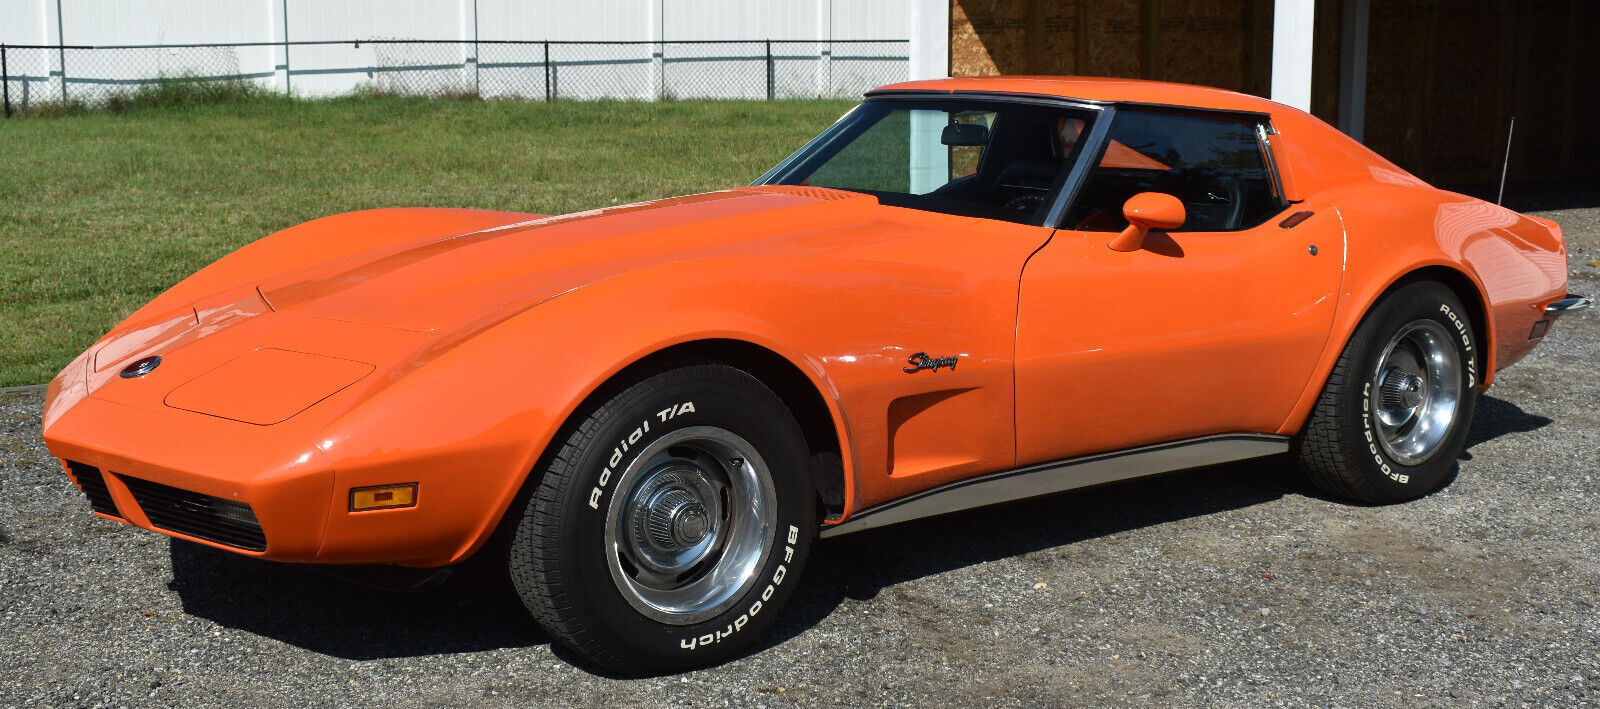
349,483,417,511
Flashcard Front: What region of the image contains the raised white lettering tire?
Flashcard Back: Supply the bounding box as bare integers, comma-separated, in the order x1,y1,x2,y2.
1294,281,1479,503
508,363,815,673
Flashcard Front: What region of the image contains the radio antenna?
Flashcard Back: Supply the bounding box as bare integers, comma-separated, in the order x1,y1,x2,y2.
1497,116,1516,206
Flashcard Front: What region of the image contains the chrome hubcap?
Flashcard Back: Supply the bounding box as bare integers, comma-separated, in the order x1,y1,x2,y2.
1370,320,1462,466
604,426,775,625
627,468,720,573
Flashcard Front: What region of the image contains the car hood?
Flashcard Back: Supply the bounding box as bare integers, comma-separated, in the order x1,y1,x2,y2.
255,186,877,333
55,186,894,425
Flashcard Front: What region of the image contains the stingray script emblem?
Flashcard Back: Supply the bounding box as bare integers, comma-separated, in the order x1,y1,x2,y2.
903,352,959,374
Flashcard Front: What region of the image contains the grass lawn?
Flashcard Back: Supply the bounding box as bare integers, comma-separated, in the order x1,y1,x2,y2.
0,96,853,387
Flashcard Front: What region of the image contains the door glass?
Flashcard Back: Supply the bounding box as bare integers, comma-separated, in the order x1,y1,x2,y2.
1063,110,1286,232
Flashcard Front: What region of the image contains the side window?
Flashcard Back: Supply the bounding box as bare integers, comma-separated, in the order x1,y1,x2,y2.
807,108,1000,196
1064,110,1286,232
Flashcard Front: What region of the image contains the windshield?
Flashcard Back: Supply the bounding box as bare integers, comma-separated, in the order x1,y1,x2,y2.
758,99,1100,225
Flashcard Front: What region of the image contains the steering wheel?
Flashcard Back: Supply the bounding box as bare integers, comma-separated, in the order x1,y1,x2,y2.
1198,180,1248,230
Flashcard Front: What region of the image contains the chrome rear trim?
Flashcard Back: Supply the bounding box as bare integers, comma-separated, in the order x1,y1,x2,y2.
1546,295,1591,313
818,433,1288,538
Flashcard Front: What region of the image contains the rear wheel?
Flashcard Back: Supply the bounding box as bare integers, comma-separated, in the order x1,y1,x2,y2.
1294,281,1479,503
508,363,815,673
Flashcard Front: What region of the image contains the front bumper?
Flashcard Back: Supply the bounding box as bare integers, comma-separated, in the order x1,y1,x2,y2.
46,370,532,569
42,304,539,568
46,394,335,561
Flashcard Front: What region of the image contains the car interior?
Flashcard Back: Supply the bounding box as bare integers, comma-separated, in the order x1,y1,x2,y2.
789,104,1091,225
1063,113,1285,232
919,111,1077,223
781,103,1285,231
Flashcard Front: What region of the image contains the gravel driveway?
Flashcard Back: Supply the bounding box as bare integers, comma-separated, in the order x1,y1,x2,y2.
3,204,1597,708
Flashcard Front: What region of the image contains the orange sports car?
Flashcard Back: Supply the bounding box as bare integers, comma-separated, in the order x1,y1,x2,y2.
43,77,1588,672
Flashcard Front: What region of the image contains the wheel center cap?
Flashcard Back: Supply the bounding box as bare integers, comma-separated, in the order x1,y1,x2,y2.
1379,367,1427,414
1401,374,1425,407
672,505,710,546
644,485,712,551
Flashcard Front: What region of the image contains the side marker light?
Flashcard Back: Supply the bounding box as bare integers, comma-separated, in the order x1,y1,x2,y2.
350,483,418,511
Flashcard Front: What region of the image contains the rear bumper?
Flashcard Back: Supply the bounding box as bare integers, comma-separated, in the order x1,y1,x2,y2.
1546,294,1592,314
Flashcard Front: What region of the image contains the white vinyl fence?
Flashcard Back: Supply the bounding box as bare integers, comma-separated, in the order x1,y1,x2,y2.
0,0,948,112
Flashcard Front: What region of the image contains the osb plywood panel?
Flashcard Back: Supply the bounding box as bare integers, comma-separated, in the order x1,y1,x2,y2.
1154,0,1252,91
952,0,1139,78
1080,0,1143,77
951,0,1027,76
1036,1,1078,75
951,1,1267,91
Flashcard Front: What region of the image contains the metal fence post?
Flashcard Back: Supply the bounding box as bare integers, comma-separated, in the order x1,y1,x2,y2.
472,0,480,97
765,39,774,100
281,0,291,95
543,40,552,101
2,46,11,118
55,0,67,103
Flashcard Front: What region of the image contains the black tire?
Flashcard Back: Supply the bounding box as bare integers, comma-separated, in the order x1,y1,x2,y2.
1293,281,1480,503
508,363,815,673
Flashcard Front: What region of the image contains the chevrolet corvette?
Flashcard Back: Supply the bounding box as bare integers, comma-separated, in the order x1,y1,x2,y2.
43,77,1588,672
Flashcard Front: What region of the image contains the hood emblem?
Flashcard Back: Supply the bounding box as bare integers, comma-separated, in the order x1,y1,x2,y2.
120,356,162,378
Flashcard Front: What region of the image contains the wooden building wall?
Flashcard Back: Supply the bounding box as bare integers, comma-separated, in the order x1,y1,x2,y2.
951,0,1274,97
1356,0,1596,185
950,0,1597,185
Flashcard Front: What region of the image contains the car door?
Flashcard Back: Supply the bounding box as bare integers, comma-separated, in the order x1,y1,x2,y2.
761,97,1110,507
1014,108,1345,466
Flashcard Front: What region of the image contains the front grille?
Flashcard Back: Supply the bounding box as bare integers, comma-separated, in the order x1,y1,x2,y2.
119,475,267,551
65,461,120,517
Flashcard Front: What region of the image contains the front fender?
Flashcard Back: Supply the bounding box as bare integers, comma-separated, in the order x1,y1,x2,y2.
313,255,855,566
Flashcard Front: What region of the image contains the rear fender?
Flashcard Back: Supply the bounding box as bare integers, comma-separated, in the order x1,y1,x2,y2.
1278,188,1500,435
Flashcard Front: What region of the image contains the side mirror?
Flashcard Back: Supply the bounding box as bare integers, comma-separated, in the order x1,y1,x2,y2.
1107,192,1185,252
941,123,989,147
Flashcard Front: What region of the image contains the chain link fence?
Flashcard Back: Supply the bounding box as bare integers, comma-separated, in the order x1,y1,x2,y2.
0,39,909,115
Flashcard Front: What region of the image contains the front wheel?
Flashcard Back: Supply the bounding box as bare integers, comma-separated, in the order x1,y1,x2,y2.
508,363,815,673
1294,281,1480,503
